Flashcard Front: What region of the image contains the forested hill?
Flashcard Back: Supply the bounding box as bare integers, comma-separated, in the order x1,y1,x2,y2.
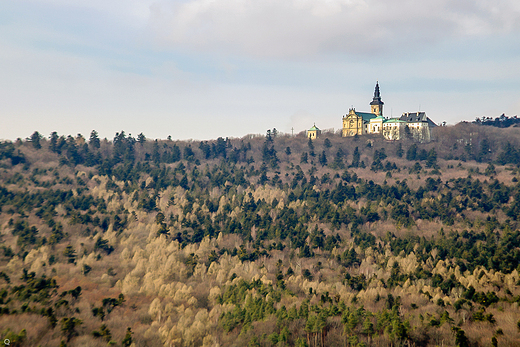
1,122,520,346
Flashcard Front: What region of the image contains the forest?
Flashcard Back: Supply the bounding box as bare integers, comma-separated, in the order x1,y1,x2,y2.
1,122,520,346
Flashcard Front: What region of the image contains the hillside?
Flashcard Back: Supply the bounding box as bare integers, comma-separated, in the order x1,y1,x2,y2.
1,123,520,346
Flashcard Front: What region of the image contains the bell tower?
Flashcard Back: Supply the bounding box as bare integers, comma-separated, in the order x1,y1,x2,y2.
370,81,384,116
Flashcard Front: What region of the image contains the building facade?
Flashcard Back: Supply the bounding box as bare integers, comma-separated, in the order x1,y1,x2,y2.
399,112,437,142
307,124,321,139
382,118,407,140
342,82,384,137
342,82,437,141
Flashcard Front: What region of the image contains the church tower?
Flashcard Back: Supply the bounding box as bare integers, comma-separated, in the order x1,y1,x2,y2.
370,81,384,116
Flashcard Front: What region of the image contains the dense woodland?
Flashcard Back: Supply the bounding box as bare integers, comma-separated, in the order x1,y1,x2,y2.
1,123,520,346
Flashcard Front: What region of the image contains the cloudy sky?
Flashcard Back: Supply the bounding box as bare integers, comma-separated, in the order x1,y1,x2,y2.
1,0,520,141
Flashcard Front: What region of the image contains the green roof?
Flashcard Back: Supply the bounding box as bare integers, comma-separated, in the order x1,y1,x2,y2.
309,125,320,131
384,118,406,123
354,112,377,122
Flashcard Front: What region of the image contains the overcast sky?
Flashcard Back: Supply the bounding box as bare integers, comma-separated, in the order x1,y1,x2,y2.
1,0,520,141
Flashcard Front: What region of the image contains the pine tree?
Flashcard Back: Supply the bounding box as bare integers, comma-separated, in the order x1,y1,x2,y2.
50,132,59,152
61,317,82,342
89,130,100,149
304,314,316,346
351,147,360,167
362,317,374,339
406,144,417,161
29,131,42,149
319,151,327,166
396,143,404,157
426,148,437,168
300,152,308,164
452,327,469,347
121,327,133,347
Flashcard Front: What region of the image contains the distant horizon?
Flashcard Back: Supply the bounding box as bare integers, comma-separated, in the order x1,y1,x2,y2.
3,113,520,144
1,95,516,142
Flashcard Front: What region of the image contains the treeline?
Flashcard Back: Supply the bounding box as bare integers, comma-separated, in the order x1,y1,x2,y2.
473,114,520,128
4,124,520,174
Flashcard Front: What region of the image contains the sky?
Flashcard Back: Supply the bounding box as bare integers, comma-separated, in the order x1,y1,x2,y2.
1,0,520,141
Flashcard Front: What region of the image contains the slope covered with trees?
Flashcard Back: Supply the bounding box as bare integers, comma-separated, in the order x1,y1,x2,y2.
1,123,520,346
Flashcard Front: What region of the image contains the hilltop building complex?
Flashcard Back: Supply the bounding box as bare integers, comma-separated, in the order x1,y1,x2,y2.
341,82,437,142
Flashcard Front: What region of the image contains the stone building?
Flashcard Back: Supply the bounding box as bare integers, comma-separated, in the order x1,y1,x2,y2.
341,82,437,141
382,118,407,140
399,112,437,142
342,82,384,137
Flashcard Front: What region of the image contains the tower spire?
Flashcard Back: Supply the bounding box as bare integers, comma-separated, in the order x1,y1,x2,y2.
373,81,381,101
370,81,384,116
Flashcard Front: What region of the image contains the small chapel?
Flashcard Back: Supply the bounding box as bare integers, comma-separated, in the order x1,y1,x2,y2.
307,124,321,139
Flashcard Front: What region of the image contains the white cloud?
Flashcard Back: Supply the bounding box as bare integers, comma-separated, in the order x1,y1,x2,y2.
146,0,520,58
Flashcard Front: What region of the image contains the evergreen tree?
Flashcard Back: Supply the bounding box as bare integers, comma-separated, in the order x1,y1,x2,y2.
478,138,491,162
300,152,308,164
30,131,42,149
332,148,345,169
304,314,317,346
324,138,332,148
61,317,82,342
426,148,437,168
406,144,417,161
50,132,59,152
89,130,100,149
362,317,374,336
485,163,496,176
319,151,327,166
137,133,146,144
396,143,404,157
266,130,272,142
351,147,360,167
63,245,76,264
452,327,469,347
308,137,314,151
